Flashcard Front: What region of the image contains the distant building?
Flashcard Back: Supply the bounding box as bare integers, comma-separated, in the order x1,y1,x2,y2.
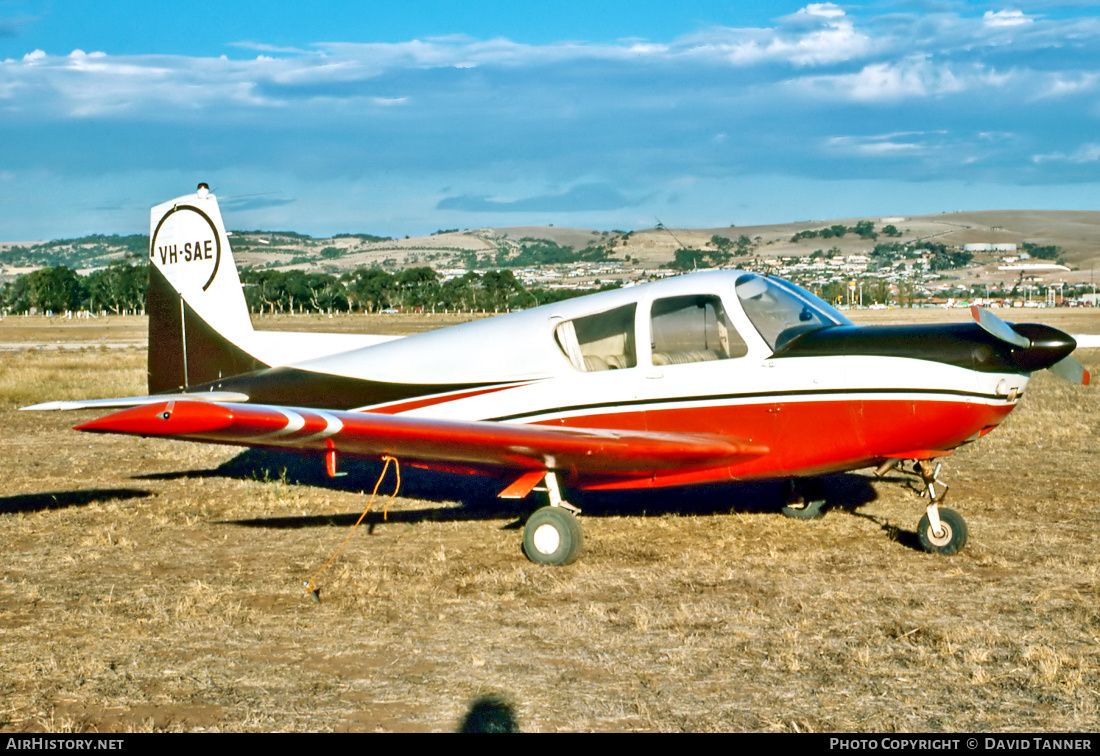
963,243,1017,252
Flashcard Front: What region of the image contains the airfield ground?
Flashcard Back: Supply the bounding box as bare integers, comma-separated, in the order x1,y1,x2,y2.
1,309,1098,732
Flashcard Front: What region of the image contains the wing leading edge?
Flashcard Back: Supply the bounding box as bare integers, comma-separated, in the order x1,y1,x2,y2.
74,400,769,486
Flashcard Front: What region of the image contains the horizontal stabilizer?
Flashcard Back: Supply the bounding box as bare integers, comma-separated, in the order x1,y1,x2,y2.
21,391,250,412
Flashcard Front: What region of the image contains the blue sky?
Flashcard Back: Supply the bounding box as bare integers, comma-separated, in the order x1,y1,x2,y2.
2,1,1100,240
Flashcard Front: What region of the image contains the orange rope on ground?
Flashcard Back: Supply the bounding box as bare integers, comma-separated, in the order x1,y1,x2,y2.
303,455,401,597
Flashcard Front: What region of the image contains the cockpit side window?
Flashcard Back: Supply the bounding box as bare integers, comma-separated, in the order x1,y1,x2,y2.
650,295,746,366
554,304,637,371
735,273,851,352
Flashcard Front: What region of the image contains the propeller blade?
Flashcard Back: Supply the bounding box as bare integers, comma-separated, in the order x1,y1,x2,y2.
1048,356,1091,386
970,305,1030,348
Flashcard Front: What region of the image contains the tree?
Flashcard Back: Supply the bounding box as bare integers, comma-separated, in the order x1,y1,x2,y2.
342,268,394,312
11,266,85,313
86,262,146,314
394,267,439,309
671,248,709,271
480,270,525,310
853,221,877,240
305,273,348,312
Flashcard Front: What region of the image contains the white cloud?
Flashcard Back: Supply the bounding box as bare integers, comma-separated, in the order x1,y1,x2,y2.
797,57,972,101
828,131,948,157
1033,144,1100,164
230,41,313,55
795,3,847,21
1031,72,1100,99
713,25,871,67
679,4,873,67
983,10,1034,28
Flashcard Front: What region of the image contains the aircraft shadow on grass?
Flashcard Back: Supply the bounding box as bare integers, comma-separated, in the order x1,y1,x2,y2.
0,488,152,514
135,448,926,550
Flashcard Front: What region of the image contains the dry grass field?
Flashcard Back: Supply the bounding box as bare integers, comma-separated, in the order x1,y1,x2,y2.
1,309,1098,733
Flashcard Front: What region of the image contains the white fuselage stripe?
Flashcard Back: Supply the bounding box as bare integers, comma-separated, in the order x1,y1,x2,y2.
297,411,344,443
244,408,305,441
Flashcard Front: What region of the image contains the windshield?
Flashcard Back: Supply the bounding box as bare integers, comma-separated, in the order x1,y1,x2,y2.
735,274,851,351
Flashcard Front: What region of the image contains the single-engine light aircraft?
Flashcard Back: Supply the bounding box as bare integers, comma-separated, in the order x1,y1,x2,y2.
26,185,1091,566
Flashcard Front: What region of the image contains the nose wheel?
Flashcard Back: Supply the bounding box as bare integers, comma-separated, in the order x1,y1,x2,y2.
910,460,968,555
917,506,968,555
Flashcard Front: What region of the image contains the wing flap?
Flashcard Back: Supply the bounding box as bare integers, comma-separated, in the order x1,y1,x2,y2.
75,400,769,478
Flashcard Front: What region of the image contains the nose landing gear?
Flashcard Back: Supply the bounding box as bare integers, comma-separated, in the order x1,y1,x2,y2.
911,459,969,555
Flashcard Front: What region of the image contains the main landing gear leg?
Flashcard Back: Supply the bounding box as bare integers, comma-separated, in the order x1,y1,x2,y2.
912,460,968,555
522,472,584,566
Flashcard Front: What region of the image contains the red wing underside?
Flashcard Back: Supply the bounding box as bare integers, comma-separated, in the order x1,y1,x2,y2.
75,400,769,487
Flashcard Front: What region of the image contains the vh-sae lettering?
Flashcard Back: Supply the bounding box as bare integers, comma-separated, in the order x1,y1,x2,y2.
153,240,214,265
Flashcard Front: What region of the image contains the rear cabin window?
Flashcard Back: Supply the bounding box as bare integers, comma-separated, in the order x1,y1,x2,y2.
650,295,746,366
555,304,637,372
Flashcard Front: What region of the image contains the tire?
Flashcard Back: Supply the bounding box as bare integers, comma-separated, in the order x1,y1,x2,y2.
917,507,968,555
781,479,827,520
522,506,583,566
781,498,827,520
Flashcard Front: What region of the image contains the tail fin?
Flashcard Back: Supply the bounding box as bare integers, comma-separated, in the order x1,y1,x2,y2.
147,184,266,392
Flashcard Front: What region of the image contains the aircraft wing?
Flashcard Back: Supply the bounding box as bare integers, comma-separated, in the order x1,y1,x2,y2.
73,400,768,482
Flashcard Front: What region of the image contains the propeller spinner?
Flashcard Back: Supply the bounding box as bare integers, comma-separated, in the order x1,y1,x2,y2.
970,306,1090,386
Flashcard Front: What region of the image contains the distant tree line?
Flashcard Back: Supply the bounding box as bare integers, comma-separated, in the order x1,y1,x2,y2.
868,241,975,272
1,262,146,314
1022,242,1064,263
791,221,887,242
241,266,618,313
668,235,757,271
0,262,619,316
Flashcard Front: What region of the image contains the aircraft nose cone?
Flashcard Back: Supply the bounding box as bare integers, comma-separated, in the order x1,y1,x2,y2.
1006,324,1077,372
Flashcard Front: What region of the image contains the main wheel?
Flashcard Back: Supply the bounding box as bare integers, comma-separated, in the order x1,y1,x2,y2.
917,507,968,555
781,479,827,520
522,506,583,566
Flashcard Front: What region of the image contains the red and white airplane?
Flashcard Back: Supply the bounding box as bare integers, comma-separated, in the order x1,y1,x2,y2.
26,185,1091,565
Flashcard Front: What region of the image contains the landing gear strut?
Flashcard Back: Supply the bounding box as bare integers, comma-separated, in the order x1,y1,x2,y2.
910,459,968,555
